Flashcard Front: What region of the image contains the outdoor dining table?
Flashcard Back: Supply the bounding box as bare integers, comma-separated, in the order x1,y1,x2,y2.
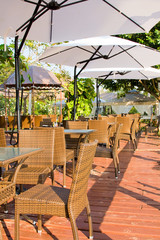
64,129,95,157
64,129,95,140
0,147,42,178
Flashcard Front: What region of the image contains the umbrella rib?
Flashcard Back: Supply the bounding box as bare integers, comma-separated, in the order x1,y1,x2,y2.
138,71,149,80
77,46,136,64
39,46,77,61
60,0,88,8
24,0,46,7
17,6,47,32
98,71,113,86
118,45,144,68
76,45,102,77
77,46,101,57
22,8,49,32
103,0,145,32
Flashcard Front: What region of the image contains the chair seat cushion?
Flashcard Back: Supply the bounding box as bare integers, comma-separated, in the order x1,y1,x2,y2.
3,166,50,184
95,146,112,158
15,184,70,217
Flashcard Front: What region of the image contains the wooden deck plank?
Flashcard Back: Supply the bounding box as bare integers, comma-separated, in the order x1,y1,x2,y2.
1,132,160,240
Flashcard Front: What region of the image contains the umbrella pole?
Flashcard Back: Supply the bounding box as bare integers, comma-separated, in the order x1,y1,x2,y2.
96,79,99,119
15,35,21,138
73,65,77,121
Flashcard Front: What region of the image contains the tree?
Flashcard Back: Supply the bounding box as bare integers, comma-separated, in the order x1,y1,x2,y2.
102,22,160,101
0,44,15,84
63,78,96,120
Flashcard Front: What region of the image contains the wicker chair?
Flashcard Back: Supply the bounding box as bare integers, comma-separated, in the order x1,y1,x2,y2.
117,116,137,151
0,151,28,239
0,116,6,129
89,123,122,178
88,119,110,147
54,127,75,187
145,115,160,137
8,116,17,130
65,121,88,158
3,129,55,186
34,115,43,128
0,128,7,147
21,116,32,129
14,140,97,240
34,127,75,187
49,114,57,123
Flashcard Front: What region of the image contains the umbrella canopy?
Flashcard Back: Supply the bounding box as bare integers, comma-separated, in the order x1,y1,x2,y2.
1,65,61,90
39,36,160,69
1,0,160,42
79,66,160,116
39,35,160,119
79,67,160,80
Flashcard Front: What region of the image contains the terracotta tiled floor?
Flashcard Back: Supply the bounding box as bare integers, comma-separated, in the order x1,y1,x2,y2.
1,132,160,240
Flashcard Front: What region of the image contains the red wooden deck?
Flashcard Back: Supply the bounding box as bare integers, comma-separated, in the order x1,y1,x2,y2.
1,132,160,240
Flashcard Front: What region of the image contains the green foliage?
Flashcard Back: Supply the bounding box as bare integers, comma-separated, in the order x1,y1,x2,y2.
128,106,139,114
0,94,16,115
0,44,15,84
101,22,160,101
63,78,96,120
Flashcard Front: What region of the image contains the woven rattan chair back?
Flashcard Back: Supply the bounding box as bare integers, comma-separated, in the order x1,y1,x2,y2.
14,140,97,240
112,123,123,152
21,116,32,129
65,121,88,158
117,116,137,150
117,116,132,134
68,140,97,219
65,121,88,129
53,127,66,165
8,116,17,130
49,114,57,123
88,120,109,146
33,127,74,187
65,120,88,136
34,116,43,128
0,128,7,147
19,129,54,168
0,116,6,128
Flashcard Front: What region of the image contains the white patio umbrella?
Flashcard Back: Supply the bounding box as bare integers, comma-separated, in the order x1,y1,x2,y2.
1,0,160,131
80,67,160,80
39,36,160,119
1,0,160,43
79,67,160,116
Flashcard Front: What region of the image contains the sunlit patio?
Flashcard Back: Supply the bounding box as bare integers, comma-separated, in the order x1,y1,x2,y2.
1,130,160,240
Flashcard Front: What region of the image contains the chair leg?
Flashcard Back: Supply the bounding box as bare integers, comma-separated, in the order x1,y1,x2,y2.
14,211,20,240
116,155,120,174
69,217,79,240
50,169,54,185
38,214,42,234
72,158,75,175
112,153,118,179
134,139,137,150
63,164,66,188
86,199,93,239
0,221,3,240
3,203,8,213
